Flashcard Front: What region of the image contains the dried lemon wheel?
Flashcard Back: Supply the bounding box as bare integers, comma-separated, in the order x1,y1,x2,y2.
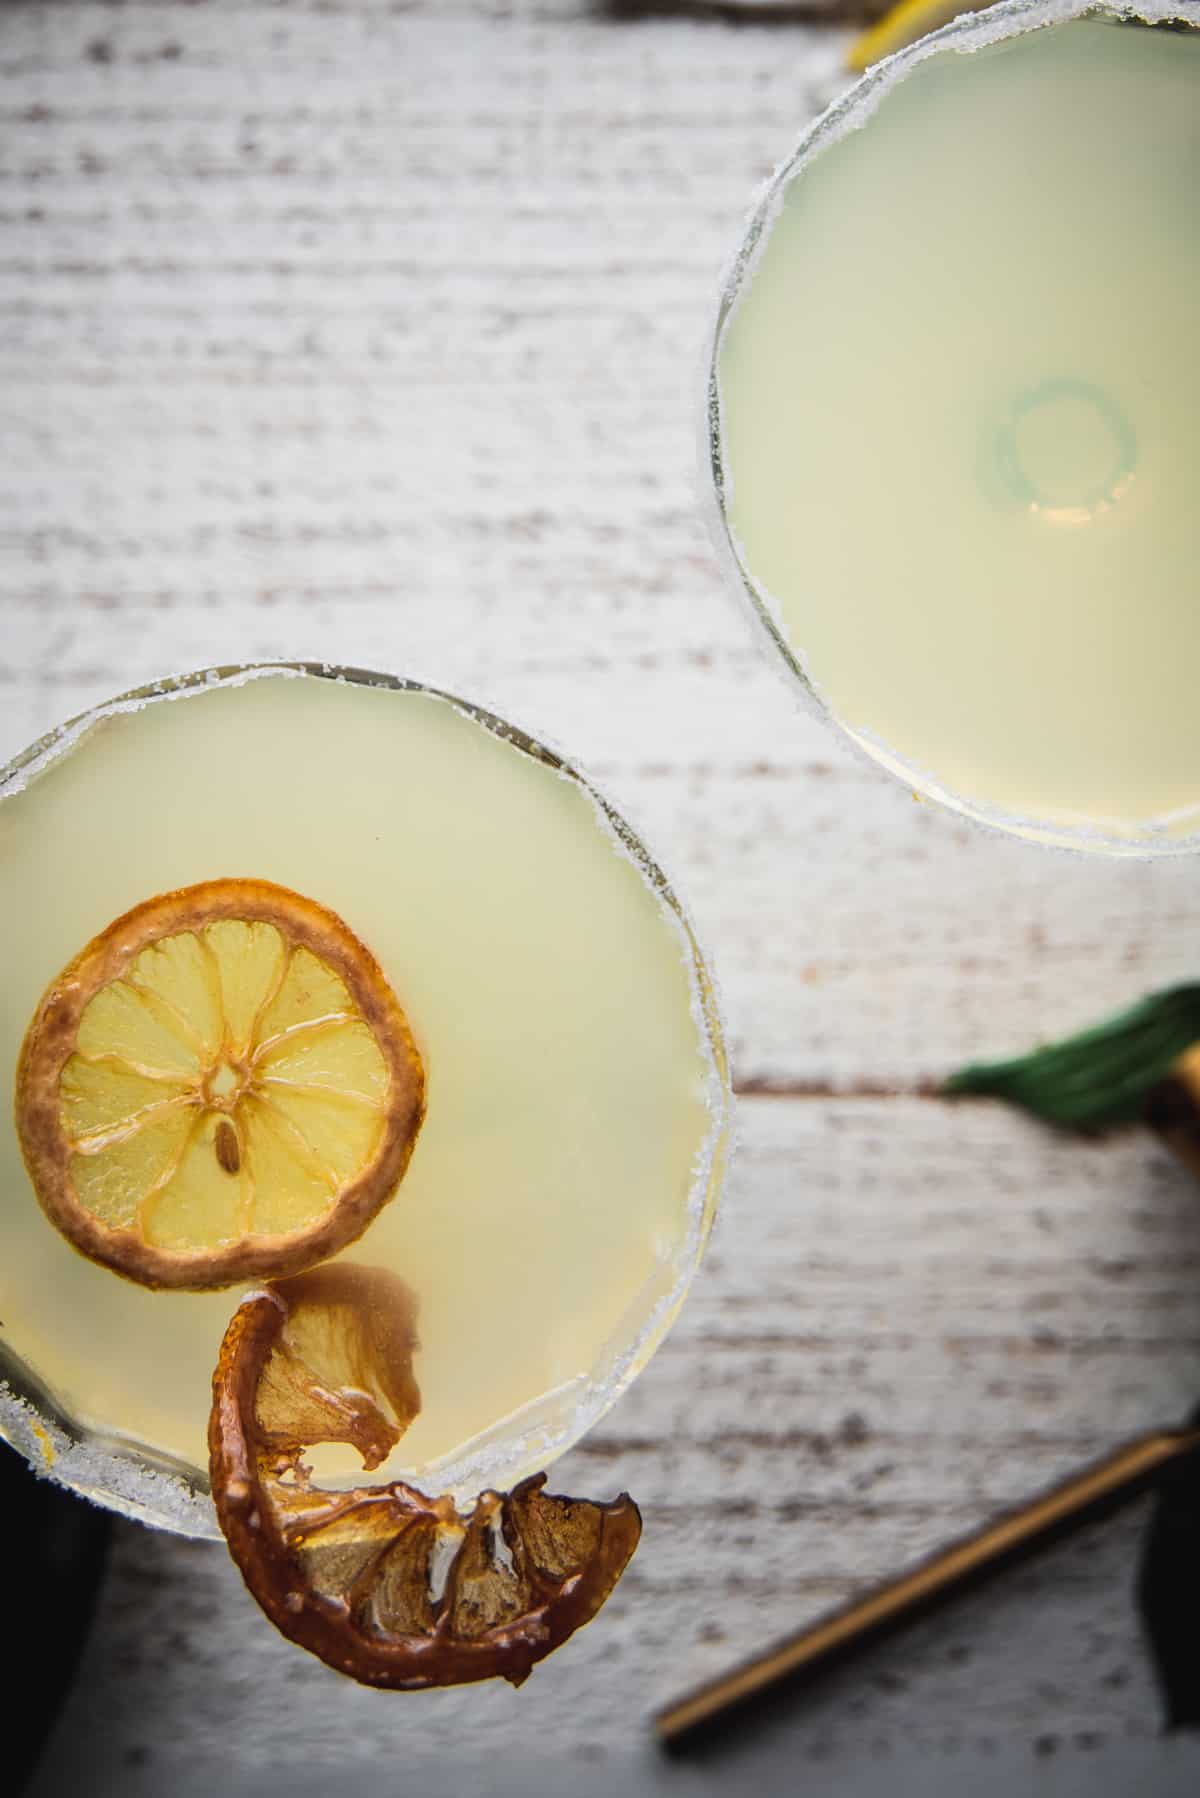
210,1267,642,1691
15,879,425,1291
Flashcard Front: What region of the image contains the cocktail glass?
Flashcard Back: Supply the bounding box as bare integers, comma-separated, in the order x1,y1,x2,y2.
0,663,730,1539
707,0,1200,853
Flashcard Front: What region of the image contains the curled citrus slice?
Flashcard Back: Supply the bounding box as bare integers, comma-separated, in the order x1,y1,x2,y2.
210,1267,642,1690
15,880,425,1290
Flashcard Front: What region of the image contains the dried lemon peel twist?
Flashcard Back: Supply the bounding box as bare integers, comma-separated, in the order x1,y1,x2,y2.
210,1268,642,1691
15,880,425,1291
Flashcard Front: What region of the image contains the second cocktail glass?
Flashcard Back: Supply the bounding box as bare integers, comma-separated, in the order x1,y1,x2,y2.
708,0,1200,854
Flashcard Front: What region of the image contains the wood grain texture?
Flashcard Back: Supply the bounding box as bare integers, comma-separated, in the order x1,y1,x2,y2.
3,0,1200,1781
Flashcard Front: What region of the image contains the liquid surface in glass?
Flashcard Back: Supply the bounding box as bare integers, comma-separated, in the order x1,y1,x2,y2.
0,670,724,1504
718,16,1200,846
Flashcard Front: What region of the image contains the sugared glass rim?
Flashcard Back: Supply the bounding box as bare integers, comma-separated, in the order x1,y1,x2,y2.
0,662,732,1538
704,0,1200,857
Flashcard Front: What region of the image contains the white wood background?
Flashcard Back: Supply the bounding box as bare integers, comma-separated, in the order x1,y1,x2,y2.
5,3,1200,1789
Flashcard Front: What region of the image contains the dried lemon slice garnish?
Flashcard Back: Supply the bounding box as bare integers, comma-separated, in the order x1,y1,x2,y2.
210,1267,642,1690
15,880,425,1290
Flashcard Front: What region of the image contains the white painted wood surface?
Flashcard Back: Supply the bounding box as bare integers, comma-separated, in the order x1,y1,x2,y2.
4,2,1200,1787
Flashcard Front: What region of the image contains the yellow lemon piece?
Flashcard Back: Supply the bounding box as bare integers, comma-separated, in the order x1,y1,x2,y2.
847,0,976,74
16,880,425,1290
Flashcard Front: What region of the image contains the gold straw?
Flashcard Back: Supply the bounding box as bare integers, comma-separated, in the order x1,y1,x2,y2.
656,1428,1200,1752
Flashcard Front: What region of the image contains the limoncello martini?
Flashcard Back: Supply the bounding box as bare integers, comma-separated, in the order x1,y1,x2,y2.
711,0,1200,851
0,666,729,1536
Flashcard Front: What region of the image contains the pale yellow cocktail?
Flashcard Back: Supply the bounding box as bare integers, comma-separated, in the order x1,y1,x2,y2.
712,0,1200,851
0,666,729,1535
